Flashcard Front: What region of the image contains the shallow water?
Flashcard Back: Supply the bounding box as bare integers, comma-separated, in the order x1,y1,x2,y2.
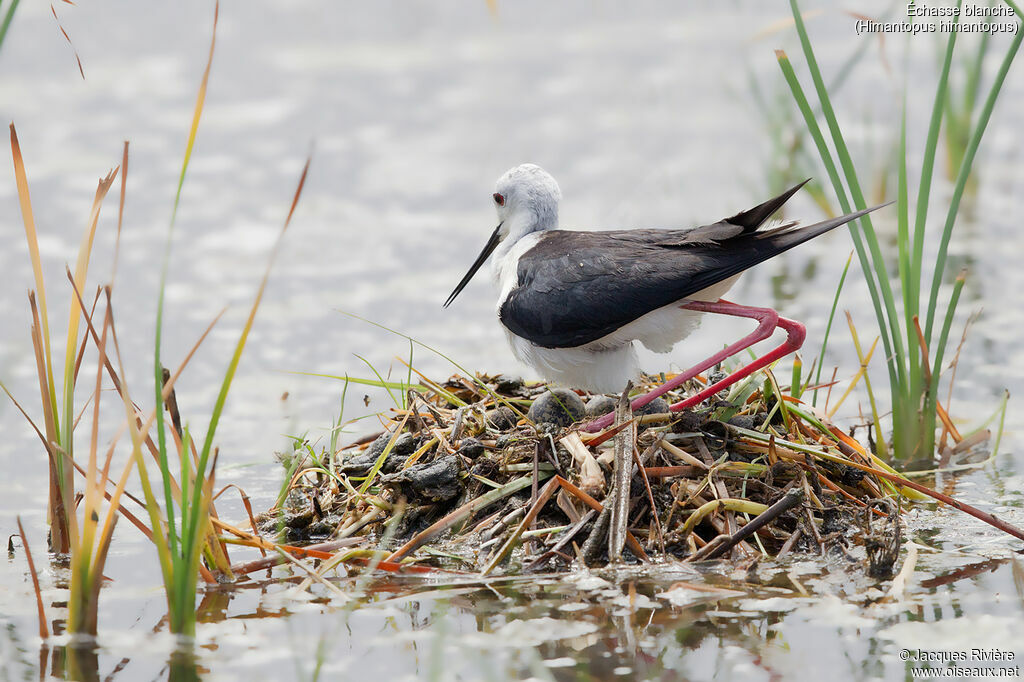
0,2,1022,680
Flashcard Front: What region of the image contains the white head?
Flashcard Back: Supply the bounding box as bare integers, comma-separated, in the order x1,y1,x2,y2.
444,164,561,307
492,163,562,237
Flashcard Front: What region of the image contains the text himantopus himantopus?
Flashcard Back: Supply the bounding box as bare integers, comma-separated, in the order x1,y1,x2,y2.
444,164,884,431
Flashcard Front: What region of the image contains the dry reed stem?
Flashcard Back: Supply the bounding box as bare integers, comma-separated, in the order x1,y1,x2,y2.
15,518,48,639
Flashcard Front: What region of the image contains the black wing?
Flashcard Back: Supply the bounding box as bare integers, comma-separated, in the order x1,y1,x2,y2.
500,182,881,349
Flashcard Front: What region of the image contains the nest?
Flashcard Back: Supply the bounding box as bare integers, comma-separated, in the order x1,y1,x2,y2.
259,371,908,577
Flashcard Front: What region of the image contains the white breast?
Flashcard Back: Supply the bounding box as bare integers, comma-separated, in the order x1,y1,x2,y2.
492,231,543,306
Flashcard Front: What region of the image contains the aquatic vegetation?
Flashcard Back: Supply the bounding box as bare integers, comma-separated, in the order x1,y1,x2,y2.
0,125,120,560
748,18,890,215
0,1,310,643
0,0,20,58
133,3,230,639
2,5,1022,680
265,363,1022,581
778,0,1023,460
2,132,155,641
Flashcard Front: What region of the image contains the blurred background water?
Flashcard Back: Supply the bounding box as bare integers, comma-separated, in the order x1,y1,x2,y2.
0,1,1022,680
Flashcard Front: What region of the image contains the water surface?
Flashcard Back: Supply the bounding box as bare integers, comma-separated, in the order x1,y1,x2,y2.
0,2,1022,680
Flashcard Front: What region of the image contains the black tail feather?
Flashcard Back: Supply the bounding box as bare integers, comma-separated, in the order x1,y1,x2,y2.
727,178,810,231
762,201,889,252
678,201,891,301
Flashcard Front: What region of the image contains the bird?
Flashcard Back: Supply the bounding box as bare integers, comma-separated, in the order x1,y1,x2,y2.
444,163,883,430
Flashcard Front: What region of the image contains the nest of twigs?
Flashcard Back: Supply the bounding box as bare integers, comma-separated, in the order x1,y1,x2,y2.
259,371,911,577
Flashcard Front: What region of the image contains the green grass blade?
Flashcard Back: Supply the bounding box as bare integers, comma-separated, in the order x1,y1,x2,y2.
197,159,311,457
357,414,409,494
0,0,20,55
352,354,401,409
183,429,206,588
58,173,117,549
338,311,523,416
789,0,908,391
10,126,59,436
180,433,212,638
946,14,989,180
927,271,967,424
169,3,217,233
845,313,886,456
774,52,848,210
194,154,311,543
130,423,175,601
406,339,414,401
156,370,179,559
988,389,1010,461
776,49,901,414
913,6,960,313
329,379,349,456
812,250,853,406
897,94,917,396
790,354,802,400
155,2,218,562
926,25,1023,343
178,424,194,548
291,370,427,392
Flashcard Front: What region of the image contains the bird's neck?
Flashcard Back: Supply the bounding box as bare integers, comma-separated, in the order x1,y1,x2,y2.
493,207,557,263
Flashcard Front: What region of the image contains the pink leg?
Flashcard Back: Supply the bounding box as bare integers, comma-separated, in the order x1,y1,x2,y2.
583,299,807,432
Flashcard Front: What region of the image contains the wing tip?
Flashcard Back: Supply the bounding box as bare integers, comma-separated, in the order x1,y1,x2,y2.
728,178,811,231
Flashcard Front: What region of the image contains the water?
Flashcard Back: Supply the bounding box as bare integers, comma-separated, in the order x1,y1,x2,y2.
0,1,1022,680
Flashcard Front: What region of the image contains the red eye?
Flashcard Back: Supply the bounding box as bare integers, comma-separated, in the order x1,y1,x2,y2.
493,192,505,206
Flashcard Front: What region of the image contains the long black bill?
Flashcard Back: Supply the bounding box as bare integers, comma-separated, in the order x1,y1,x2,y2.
443,222,503,308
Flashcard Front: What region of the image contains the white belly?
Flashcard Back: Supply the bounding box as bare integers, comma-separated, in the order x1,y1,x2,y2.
505,329,641,394
503,275,741,393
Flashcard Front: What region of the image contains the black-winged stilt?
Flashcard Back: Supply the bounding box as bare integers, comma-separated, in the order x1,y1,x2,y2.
444,164,883,431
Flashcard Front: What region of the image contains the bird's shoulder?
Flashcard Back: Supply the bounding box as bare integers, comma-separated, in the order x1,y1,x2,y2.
519,223,743,271
532,221,751,251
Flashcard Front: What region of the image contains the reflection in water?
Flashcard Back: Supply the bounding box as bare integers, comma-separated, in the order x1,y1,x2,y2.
0,2,1022,681
6,540,1024,680
167,648,202,682
64,642,100,682
28,629,205,682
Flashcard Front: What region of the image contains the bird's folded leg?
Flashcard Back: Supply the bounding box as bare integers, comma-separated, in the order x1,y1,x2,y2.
583,300,806,432
666,309,805,412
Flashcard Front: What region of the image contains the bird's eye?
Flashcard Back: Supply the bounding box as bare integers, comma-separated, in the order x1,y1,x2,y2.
493,192,505,207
